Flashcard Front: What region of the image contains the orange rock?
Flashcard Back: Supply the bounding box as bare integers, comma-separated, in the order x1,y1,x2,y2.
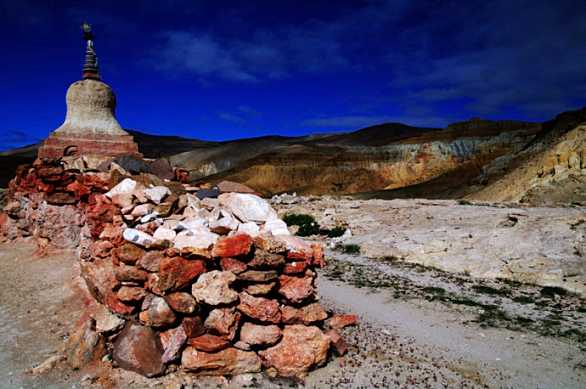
204,307,241,341
220,257,247,274
112,323,164,377
278,274,314,304
281,303,328,325
117,286,147,302
283,260,308,274
326,314,359,330
114,243,145,265
326,329,348,356
158,257,206,292
165,292,198,314
187,334,229,352
237,292,281,324
182,316,206,339
182,347,261,375
259,325,330,379
239,322,281,347
311,243,326,268
212,234,253,258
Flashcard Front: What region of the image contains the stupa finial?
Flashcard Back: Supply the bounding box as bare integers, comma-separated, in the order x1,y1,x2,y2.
81,22,99,80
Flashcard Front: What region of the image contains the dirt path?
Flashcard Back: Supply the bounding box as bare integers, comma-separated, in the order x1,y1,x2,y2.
0,239,85,388
0,241,584,388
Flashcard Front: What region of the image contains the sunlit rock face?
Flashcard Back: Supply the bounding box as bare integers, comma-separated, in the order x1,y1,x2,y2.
38,79,140,159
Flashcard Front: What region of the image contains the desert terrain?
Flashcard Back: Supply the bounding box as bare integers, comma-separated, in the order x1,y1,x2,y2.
0,104,584,389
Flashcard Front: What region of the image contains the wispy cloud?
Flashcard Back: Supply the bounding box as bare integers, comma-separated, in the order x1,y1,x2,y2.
302,114,445,130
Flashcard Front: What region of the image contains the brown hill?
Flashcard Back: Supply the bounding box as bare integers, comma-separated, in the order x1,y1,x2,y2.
2,108,584,205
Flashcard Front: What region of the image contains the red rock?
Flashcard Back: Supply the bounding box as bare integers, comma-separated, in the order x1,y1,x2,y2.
311,243,326,268
239,322,281,347
160,325,188,363
165,292,198,314
326,330,348,356
276,235,313,260
117,286,147,302
85,199,116,238
65,180,91,201
137,250,164,272
191,271,238,306
81,258,135,315
237,292,281,324
65,318,106,369
258,325,330,379
182,316,206,338
283,260,308,274
247,250,285,269
114,243,145,265
145,273,164,296
38,132,141,160
181,347,261,375
158,257,206,292
281,303,328,325
220,257,247,274
90,240,114,259
104,293,136,315
99,224,124,246
112,323,164,377
212,234,253,258
326,314,359,330
187,334,230,352
204,307,241,341
238,270,278,282
115,265,149,283
139,296,176,327
243,282,276,296
278,274,314,304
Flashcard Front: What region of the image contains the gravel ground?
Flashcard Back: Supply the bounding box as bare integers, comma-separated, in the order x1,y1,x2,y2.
0,240,585,388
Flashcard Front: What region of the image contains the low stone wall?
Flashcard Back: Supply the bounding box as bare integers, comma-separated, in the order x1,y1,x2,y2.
1,158,356,380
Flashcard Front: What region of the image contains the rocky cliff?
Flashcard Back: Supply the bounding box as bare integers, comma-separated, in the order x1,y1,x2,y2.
185,121,540,196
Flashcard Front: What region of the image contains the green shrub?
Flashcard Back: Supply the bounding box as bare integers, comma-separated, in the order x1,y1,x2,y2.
325,226,346,238
283,213,316,226
341,244,361,254
283,213,347,238
283,213,320,236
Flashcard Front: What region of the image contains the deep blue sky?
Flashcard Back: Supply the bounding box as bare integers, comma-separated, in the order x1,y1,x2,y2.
1,0,585,151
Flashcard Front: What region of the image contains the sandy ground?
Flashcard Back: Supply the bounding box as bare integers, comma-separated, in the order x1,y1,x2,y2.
0,240,585,388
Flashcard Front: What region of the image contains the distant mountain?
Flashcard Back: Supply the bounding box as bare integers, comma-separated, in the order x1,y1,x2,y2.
1,110,584,206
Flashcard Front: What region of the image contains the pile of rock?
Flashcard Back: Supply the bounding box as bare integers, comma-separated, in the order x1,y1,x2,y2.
1,159,357,380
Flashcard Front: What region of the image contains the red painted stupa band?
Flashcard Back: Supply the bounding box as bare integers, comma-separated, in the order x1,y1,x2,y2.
37,23,141,159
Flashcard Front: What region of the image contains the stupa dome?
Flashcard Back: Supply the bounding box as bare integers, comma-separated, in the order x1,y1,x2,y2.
38,24,140,159
54,79,127,136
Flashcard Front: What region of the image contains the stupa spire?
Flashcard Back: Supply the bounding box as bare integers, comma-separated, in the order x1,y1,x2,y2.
81,22,99,80
37,22,141,159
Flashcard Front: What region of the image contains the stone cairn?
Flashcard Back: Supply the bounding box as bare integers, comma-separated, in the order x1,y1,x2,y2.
0,157,357,380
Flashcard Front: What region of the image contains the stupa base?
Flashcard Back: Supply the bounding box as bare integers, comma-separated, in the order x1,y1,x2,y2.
38,133,141,159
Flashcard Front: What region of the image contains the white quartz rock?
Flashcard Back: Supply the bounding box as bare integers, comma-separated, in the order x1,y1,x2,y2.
153,226,177,241
236,222,260,237
219,193,278,223
123,228,155,247
131,203,154,218
261,218,290,236
210,214,239,234
174,229,219,250
105,178,137,198
144,186,171,204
